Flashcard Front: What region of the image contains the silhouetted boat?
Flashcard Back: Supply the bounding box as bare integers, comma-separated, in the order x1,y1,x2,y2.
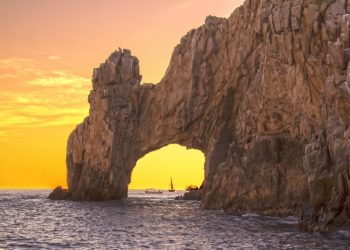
145,189,163,194
168,177,175,192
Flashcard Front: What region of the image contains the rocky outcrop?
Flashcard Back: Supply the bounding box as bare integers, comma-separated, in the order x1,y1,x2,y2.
50,0,350,232
176,190,203,201
48,186,70,200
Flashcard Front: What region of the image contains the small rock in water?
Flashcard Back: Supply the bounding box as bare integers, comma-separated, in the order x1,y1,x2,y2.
175,190,202,201
48,186,70,200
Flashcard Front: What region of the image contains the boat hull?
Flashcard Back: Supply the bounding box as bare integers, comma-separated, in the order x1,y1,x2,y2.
145,190,163,194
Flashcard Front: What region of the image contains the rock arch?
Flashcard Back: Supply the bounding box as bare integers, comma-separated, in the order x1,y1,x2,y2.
51,1,350,231
65,16,232,202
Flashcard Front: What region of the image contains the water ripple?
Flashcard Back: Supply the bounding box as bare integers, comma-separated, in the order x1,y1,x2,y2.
0,190,350,249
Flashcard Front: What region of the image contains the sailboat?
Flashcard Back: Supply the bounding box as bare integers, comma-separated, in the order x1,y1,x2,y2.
168,177,175,192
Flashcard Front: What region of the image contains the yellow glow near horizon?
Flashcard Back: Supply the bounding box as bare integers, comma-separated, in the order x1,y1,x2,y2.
0,0,242,189
129,144,205,190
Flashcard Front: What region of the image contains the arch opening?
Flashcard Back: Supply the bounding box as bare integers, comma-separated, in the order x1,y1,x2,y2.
129,144,205,191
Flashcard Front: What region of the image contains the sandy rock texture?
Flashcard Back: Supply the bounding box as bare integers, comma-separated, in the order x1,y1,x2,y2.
50,0,350,232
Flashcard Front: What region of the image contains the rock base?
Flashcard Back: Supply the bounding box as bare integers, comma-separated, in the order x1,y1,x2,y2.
48,186,71,200
175,190,202,201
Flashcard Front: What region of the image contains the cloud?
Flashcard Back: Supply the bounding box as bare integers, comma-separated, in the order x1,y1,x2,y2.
28,74,90,87
0,57,92,137
0,58,46,79
0,58,33,65
48,55,61,60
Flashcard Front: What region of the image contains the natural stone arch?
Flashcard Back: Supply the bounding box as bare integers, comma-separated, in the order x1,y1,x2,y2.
51,1,350,231
65,17,233,202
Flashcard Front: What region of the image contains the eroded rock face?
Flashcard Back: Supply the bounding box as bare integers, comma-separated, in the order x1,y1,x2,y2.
50,0,350,231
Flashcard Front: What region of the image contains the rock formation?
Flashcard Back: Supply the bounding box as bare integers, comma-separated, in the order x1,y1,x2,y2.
48,186,70,200
50,0,350,232
175,190,203,201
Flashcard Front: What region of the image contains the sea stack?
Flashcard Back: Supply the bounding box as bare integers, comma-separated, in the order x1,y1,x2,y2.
50,0,350,232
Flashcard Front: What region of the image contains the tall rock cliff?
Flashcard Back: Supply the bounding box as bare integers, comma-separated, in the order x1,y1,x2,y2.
50,0,350,232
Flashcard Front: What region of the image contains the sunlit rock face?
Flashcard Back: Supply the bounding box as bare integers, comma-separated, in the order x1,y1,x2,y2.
50,0,350,232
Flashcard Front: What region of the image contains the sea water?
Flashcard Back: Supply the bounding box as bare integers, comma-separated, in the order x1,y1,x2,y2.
0,190,350,249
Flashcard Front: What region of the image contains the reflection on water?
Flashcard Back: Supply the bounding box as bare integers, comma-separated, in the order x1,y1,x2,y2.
0,190,349,249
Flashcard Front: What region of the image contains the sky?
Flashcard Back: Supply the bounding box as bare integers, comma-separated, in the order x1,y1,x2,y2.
0,0,242,190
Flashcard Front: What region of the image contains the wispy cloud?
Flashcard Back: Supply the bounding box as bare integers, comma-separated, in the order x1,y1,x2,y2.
48,55,61,60
28,73,89,87
0,58,45,78
0,58,33,66
0,57,91,137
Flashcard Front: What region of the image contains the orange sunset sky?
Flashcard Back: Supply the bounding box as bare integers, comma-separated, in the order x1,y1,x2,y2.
0,0,242,189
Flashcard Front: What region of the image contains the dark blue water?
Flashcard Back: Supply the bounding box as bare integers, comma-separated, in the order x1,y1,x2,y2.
0,190,349,249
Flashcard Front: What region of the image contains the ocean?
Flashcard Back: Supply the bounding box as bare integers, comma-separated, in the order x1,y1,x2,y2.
0,190,349,249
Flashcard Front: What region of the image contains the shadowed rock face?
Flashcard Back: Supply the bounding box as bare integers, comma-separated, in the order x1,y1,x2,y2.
50,0,350,231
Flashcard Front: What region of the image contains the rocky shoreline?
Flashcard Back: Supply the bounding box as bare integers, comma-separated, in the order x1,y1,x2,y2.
50,0,350,232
